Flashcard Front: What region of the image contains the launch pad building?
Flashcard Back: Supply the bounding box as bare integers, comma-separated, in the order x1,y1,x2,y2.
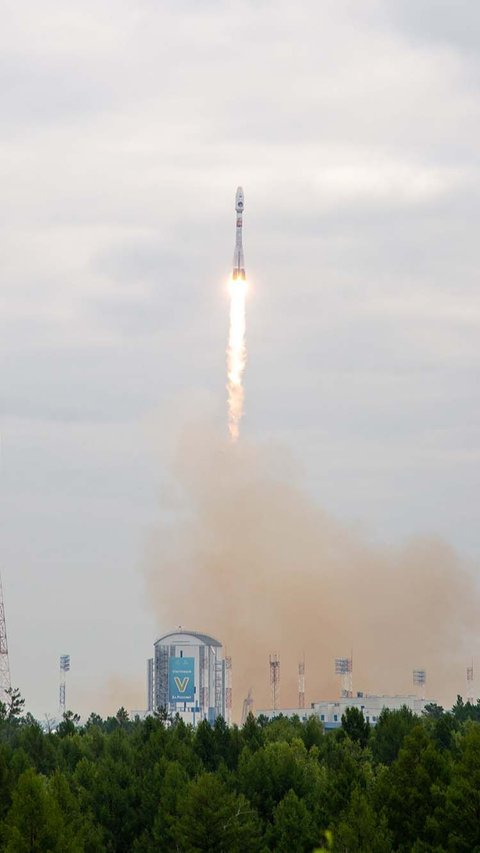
147,630,231,725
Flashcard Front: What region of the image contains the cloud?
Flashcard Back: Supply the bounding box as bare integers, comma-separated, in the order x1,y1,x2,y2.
385,1,480,53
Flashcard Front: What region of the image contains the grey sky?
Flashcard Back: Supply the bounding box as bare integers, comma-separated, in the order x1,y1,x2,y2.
1,0,479,716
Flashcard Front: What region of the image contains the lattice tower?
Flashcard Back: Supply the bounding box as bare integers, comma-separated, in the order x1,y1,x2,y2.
298,658,305,709
413,668,426,700
466,662,474,704
269,653,280,711
0,574,11,705
335,657,352,698
59,655,70,716
225,656,232,724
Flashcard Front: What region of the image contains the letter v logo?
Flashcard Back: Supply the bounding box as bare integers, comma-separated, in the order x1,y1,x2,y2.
174,676,189,693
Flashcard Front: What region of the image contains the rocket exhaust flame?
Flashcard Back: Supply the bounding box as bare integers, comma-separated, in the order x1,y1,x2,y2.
227,276,247,441
227,186,247,441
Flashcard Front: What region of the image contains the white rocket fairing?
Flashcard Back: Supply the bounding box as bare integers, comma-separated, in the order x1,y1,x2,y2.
232,186,245,281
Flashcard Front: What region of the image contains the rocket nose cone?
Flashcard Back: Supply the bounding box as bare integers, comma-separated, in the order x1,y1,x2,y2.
235,186,244,211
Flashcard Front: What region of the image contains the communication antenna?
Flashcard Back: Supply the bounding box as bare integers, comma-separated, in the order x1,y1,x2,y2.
59,655,70,716
269,653,280,711
466,661,474,704
0,573,11,704
335,657,353,698
298,657,305,709
413,668,426,700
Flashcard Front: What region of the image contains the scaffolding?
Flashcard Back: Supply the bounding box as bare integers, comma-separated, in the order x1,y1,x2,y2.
269,653,280,711
200,645,209,717
214,659,223,717
155,646,169,711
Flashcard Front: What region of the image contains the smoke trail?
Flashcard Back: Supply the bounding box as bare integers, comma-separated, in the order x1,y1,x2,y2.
226,278,247,441
146,422,480,720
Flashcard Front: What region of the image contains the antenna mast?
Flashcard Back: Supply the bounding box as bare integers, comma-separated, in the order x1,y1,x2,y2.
0,574,11,704
59,655,70,716
466,662,474,704
225,655,232,724
269,653,280,711
413,668,426,700
335,656,353,698
298,657,305,709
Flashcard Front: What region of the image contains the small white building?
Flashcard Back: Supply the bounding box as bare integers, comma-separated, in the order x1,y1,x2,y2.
257,693,433,728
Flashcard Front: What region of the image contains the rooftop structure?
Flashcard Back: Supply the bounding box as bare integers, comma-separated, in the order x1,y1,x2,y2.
257,692,434,729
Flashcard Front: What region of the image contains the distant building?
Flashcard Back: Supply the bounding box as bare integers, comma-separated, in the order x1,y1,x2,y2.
147,629,230,726
257,692,434,729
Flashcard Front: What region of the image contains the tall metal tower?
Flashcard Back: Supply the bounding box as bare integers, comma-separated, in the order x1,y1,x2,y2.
269,653,280,711
298,657,305,709
147,658,154,713
59,655,70,716
0,573,11,704
225,655,232,724
466,662,474,704
413,668,426,700
335,657,353,698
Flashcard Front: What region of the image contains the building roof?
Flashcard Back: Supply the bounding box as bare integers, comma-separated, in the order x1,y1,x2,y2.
154,629,222,648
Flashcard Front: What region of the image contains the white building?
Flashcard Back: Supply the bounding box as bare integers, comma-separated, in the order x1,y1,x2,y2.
257,693,433,728
147,629,231,726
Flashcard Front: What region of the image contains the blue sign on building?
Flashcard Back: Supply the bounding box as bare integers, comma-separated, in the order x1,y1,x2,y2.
168,657,195,703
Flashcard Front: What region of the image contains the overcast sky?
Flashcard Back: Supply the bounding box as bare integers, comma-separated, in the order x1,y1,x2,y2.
1,0,479,717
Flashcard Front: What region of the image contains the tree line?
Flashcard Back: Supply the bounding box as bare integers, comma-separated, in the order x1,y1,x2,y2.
0,689,479,851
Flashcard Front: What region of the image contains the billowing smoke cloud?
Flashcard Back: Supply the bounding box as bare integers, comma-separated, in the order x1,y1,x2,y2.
145,421,479,719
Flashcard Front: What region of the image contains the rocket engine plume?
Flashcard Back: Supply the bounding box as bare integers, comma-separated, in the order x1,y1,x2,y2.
227,276,247,441
227,187,247,441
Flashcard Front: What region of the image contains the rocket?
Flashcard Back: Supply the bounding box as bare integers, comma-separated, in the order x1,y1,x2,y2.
232,186,246,281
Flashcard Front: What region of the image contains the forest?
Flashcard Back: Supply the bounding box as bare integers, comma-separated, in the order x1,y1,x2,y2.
0,689,479,851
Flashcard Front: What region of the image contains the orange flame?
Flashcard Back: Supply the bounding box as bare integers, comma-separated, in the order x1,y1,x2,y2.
227,277,247,441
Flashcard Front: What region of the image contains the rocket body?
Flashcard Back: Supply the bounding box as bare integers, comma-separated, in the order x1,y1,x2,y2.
232,186,245,281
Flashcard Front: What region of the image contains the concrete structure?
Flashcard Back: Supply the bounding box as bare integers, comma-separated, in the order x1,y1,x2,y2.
257,692,434,729
148,629,229,725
